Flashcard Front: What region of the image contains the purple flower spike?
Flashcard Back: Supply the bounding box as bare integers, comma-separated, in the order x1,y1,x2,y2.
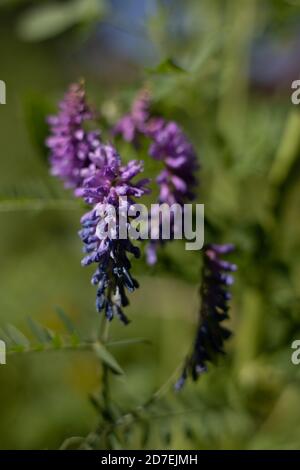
48,83,151,323
78,143,150,323
46,81,100,191
175,244,237,389
147,120,198,205
113,89,151,144
114,91,199,264
145,119,199,263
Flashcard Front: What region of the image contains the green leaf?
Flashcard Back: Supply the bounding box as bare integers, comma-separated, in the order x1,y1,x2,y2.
107,338,151,347
93,342,124,375
0,198,79,213
89,393,103,412
0,328,13,347
147,58,186,76
5,324,30,350
0,180,80,213
59,436,85,450
16,0,106,42
51,332,63,349
27,317,52,344
107,432,123,450
141,420,151,447
54,307,81,345
55,306,79,336
55,307,80,346
1,317,92,356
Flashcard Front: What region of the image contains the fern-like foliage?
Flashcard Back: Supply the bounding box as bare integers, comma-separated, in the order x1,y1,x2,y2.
0,180,81,212
0,307,146,375
0,310,84,355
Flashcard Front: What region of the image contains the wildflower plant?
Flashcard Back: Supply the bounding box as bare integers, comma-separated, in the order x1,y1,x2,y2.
1,80,236,449
46,82,236,387
2,0,299,451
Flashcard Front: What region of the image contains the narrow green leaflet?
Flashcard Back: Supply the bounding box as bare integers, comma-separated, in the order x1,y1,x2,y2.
55,306,78,335
93,342,124,375
147,58,186,76
59,436,85,450
0,198,79,213
107,338,150,347
27,317,52,344
4,324,30,351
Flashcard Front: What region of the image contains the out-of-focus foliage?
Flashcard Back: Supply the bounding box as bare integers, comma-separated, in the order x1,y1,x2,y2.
1,0,107,42
0,0,300,450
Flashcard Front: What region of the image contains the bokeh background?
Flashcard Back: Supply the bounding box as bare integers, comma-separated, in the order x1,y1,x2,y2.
0,0,300,450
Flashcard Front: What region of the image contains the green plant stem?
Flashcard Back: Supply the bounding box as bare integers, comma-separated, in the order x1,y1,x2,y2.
7,342,93,355
98,315,112,422
6,337,144,356
99,315,110,343
82,362,184,449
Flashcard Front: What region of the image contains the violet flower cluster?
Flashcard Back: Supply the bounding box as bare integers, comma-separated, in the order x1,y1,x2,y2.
113,91,199,264
47,82,237,383
47,83,149,323
175,244,237,389
46,82,100,191
77,145,149,323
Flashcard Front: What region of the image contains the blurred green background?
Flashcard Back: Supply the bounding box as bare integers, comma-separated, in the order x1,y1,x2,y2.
0,0,300,450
